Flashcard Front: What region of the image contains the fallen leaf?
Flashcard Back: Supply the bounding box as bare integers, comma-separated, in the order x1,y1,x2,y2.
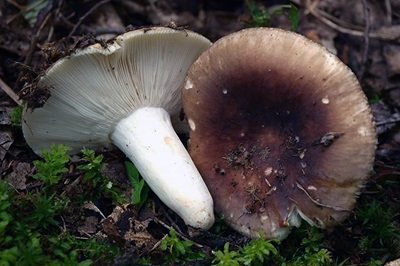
0,107,11,125
384,44,400,76
6,162,32,190
0,131,13,161
77,216,99,236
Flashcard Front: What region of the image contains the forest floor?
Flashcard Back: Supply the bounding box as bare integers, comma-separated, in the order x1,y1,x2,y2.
1,0,400,265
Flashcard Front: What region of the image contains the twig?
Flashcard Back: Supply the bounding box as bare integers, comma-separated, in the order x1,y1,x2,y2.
148,234,168,254
385,0,392,25
59,216,67,233
6,0,47,24
67,0,111,39
45,0,63,44
376,118,400,126
118,0,146,14
75,236,90,240
0,77,22,105
15,5,54,88
314,8,363,31
153,217,203,248
24,11,52,66
0,44,26,56
297,0,400,42
83,201,107,219
358,0,371,79
306,4,366,38
5,0,24,9
295,182,350,212
83,26,125,37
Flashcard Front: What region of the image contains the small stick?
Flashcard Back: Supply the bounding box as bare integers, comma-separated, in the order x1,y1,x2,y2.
358,0,371,79
15,8,53,86
67,0,111,39
295,182,349,212
385,0,392,25
298,0,399,42
153,217,203,248
24,12,52,66
147,234,168,253
0,77,22,106
376,118,400,126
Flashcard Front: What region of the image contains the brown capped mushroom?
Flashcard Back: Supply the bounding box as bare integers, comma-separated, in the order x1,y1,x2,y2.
182,28,376,240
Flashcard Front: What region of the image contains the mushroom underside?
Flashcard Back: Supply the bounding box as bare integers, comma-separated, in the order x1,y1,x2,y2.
22,27,215,230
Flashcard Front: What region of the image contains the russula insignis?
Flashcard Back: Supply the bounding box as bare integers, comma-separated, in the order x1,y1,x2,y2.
182,28,376,239
22,27,215,229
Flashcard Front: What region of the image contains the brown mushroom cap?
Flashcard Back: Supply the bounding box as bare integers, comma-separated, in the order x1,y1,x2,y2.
182,28,376,240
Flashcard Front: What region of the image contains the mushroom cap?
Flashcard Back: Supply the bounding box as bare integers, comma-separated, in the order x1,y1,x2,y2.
23,27,211,154
182,28,376,239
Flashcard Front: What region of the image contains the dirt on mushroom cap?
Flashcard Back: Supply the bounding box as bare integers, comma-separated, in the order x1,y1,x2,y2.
183,28,377,240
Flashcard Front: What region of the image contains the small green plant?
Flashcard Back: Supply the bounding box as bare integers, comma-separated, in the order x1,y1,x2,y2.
245,1,299,31
135,257,152,266
0,175,120,265
367,259,384,266
368,94,382,104
212,238,278,266
48,233,119,265
355,199,400,261
10,105,23,126
0,144,124,265
210,215,230,235
160,227,205,264
357,200,400,244
33,144,70,186
286,226,332,266
125,161,149,208
289,248,332,266
241,238,278,265
78,148,124,203
212,242,241,266
25,193,68,230
0,181,13,238
79,148,104,186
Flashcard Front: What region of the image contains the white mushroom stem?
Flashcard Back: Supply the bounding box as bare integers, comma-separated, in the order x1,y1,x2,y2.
111,107,215,229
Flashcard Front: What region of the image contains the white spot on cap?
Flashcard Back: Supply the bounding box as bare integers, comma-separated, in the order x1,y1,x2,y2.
222,89,228,94
358,126,369,136
188,119,196,131
240,132,245,137
264,167,273,176
322,97,330,104
185,79,193,90
307,185,317,191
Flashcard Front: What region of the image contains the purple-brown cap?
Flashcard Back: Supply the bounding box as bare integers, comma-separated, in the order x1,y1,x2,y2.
182,28,376,240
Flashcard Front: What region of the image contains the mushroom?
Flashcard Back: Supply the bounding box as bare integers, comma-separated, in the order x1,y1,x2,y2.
22,27,215,229
182,28,376,239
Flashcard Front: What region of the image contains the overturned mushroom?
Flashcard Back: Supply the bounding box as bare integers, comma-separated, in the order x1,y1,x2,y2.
182,28,376,239
23,27,214,229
